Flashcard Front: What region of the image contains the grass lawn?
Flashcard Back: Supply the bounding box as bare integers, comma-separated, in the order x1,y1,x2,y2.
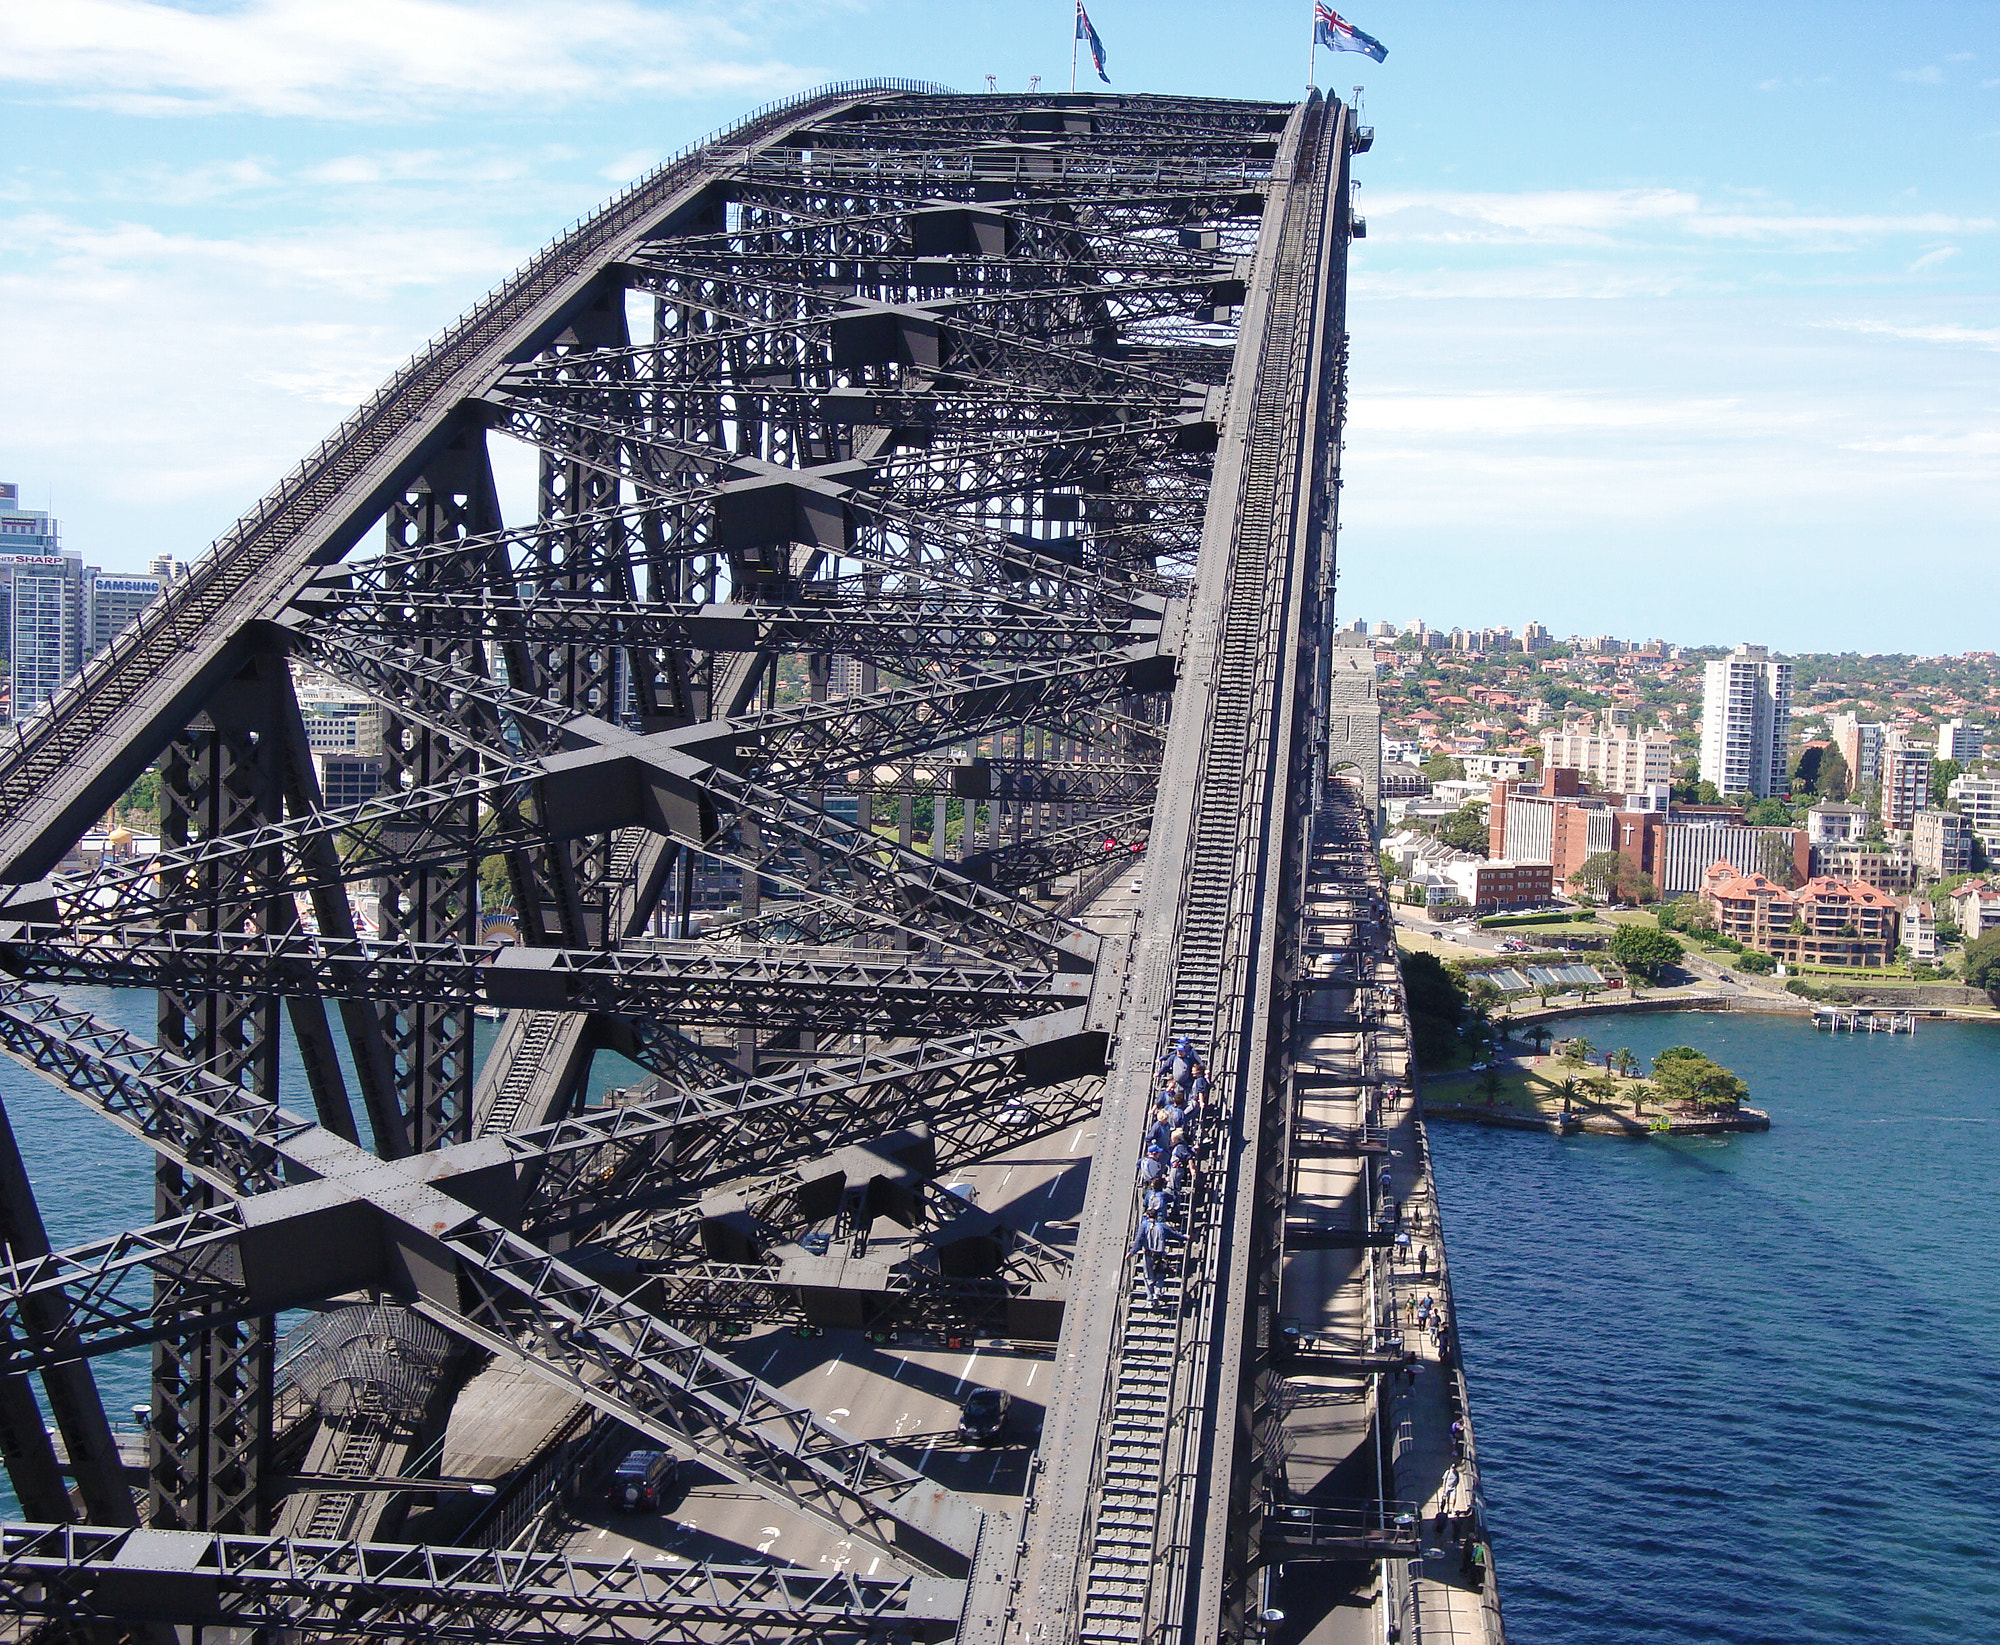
1434,1057,1663,1121
1393,927,1472,960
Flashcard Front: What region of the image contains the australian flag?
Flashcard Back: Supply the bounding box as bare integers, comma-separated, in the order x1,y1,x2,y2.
1315,2,1387,62
1077,1,1110,82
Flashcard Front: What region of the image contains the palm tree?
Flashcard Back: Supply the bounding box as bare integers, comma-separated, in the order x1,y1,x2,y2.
1612,1047,1635,1077
1563,1036,1594,1067
1526,1024,1551,1056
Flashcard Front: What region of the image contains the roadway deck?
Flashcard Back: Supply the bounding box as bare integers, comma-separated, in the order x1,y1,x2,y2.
415,873,1148,1580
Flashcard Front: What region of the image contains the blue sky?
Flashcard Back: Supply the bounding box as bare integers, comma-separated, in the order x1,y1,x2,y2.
0,1,1994,652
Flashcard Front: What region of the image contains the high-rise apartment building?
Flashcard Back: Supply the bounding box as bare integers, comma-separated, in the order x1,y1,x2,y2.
1828,712,1885,787
1937,717,1985,763
0,485,84,722
1879,745,1933,833
1947,774,2000,855
1700,644,1792,799
1539,715,1674,792
0,483,174,720
1912,808,1974,879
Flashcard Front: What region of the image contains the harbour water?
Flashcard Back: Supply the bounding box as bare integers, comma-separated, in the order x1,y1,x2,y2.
1432,1010,2000,1643
4,992,1997,1644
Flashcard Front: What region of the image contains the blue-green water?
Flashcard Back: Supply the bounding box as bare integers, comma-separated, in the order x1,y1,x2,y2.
1432,1011,2000,1644
5,993,1997,1644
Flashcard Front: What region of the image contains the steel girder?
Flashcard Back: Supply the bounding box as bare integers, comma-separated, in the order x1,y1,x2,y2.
0,980,987,1577
0,84,1354,1645
0,1524,962,1642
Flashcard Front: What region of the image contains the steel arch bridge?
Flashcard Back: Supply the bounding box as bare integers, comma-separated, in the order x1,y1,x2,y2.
0,84,1396,1645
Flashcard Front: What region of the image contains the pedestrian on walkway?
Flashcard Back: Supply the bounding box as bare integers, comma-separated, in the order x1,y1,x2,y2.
1393,1230,1411,1262
1137,1145,1166,1188
1417,1246,1430,1277
1130,1211,1184,1304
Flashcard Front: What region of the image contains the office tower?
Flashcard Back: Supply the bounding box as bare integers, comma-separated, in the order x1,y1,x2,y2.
1699,644,1793,799
83,568,164,659
0,485,85,722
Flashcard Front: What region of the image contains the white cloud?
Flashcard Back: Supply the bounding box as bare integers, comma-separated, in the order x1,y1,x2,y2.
1844,429,2000,456
1688,210,1995,238
1351,392,1752,438
1362,188,1992,248
0,0,813,120
1909,246,1961,271
1353,266,1700,302
1817,319,2000,350
1363,187,1700,245
6,210,524,298
1896,65,1945,84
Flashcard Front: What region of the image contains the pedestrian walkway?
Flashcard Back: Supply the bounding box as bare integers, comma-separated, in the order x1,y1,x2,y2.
1265,789,1504,1645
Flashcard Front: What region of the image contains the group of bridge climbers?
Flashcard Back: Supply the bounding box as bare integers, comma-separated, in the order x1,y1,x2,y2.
1128,1033,1214,1307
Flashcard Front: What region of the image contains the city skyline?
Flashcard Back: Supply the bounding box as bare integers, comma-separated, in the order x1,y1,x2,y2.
1,1,1996,650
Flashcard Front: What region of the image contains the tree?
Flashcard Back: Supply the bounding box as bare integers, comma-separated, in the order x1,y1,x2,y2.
1737,949,1777,974
1429,800,1489,855
1559,1036,1594,1066
1608,924,1684,981
1756,830,1802,889
1400,949,1470,1068
1422,752,1466,783
1526,1024,1551,1055
1791,744,1825,794
1570,851,1657,905
1963,931,2000,995
1931,758,1963,808
1649,1049,1750,1111
477,854,515,912
1745,797,1794,827
1816,745,1850,800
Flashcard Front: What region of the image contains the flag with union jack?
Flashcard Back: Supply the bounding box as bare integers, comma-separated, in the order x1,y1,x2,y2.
1076,1,1110,82
1315,2,1387,62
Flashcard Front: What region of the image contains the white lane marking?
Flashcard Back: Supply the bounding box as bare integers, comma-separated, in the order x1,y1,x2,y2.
1026,1363,1039,1388
829,1408,851,1420
594,1528,606,1541
987,1453,1005,1484
891,1357,907,1380
1002,1168,1015,1186
950,1350,981,1396
757,1538,776,1554
824,1364,838,1377
761,1526,781,1536
1068,1131,1083,1155
867,1557,881,1577
892,1410,912,1436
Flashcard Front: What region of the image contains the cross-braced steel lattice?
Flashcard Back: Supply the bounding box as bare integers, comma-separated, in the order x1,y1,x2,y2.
0,83,1372,1645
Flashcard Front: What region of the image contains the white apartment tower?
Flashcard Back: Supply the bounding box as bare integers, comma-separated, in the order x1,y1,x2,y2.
1699,644,1792,800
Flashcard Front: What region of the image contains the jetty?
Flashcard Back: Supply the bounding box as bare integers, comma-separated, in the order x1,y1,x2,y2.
1812,1006,1919,1034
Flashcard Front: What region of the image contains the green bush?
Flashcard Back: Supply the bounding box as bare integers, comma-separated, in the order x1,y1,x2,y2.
1736,950,1777,974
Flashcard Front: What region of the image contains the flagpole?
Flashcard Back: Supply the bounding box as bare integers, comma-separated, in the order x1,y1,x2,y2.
1071,1,1080,92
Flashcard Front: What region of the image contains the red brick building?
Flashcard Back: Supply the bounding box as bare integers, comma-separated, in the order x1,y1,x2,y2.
1699,863,1902,967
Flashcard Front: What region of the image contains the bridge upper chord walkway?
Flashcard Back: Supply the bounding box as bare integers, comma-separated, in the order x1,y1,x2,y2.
0,83,1497,1645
